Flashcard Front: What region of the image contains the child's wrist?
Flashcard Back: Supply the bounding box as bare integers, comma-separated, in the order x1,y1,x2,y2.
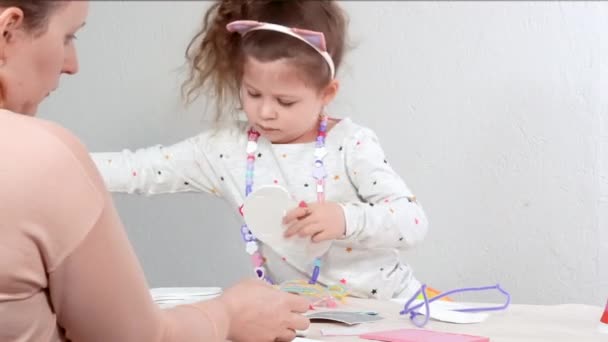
336,202,349,240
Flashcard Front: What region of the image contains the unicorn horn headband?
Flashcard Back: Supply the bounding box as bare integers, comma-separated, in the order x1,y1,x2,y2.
226,20,336,79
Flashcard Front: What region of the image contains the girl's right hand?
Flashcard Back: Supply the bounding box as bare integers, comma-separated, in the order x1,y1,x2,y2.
219,278,311,342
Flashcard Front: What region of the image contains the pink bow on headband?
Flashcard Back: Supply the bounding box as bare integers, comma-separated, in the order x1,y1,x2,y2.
226,20,328,51
226,20,335,78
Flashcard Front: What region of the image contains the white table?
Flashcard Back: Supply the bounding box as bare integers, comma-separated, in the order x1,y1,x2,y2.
302,298,606,341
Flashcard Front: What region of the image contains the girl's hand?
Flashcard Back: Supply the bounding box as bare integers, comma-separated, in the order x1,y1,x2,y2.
283,201,346,243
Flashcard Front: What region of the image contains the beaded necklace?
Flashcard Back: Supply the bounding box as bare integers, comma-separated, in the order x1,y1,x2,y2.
240,115,329,285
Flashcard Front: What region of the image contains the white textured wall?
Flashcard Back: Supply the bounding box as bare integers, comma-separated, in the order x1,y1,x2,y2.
41,1,607,305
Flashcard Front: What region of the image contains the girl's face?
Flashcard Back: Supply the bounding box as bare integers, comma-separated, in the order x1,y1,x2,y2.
240,56,338,144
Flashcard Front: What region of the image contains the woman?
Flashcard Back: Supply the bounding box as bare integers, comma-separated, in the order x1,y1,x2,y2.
0,1,310,341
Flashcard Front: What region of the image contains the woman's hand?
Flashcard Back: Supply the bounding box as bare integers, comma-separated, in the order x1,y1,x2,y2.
219,278,310,342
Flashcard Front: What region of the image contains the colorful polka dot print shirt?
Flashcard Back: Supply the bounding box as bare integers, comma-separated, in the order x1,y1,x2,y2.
91,118,429,299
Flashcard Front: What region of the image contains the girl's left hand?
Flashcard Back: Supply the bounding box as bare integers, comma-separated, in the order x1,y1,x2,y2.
283,201,346,243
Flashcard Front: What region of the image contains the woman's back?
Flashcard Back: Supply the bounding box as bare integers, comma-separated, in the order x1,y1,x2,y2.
0,109,105,340
0,110,211,341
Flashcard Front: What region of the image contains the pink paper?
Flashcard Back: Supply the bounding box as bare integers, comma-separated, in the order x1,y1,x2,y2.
360,328,490,342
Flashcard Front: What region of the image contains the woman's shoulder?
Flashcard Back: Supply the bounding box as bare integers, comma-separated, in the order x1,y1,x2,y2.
0,109,91,164
0,109,105,197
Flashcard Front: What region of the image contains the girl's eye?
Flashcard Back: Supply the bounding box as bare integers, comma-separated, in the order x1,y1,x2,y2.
278,99,295,107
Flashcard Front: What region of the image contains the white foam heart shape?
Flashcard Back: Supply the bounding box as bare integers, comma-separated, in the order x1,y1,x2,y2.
242,185,332,262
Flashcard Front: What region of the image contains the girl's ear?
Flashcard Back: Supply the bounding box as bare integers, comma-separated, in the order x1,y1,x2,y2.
321,79,339,106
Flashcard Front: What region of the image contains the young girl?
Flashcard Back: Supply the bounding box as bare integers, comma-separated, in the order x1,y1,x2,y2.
91,0,429,300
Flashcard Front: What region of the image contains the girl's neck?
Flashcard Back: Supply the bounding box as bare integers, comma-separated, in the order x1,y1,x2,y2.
273,117,340,145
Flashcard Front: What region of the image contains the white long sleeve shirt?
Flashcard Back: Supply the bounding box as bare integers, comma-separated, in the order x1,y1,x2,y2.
91,117,428,299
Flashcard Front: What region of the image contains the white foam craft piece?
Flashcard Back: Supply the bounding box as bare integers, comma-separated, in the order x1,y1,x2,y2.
242,185,332,262
150,287,222,299
390,299,490,324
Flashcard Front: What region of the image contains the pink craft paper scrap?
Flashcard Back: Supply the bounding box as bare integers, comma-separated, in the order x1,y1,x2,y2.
360,328,490,342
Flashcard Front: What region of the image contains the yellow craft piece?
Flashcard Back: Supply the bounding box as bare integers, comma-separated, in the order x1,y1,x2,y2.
277,279,350,307
417,286,453,302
